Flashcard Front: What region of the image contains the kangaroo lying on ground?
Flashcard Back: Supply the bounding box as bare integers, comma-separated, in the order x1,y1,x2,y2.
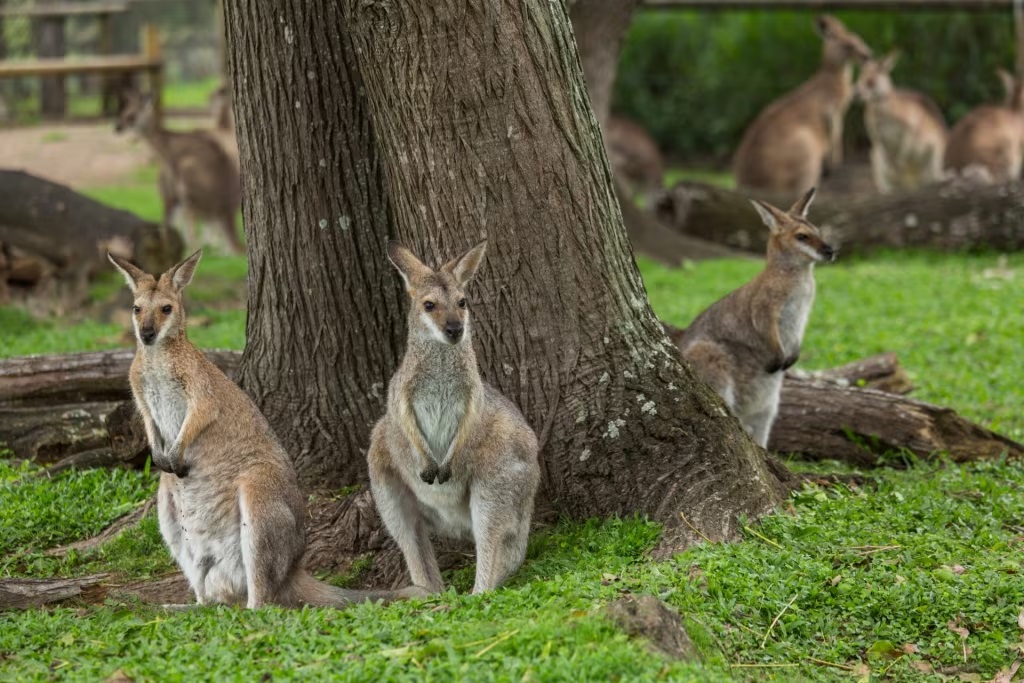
734,16,872,193
676,188,835,448
109,250,424,608
857,51,947,193
945,70,1024,183
605,114,665,205
116,92,243,254
368,241,540,594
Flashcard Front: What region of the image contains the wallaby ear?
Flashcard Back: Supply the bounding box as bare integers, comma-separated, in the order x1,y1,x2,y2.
166,249,202,291
814,15,832,38
443,240,488,286
107,253,146,293
881,49,900,72
751,200,784,234
788,186,817,219
387,241,433,290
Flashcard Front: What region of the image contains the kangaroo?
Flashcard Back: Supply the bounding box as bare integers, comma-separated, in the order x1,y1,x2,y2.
676,188,834,448
945,69,1024,183
207,84,240,175
734,16,872,193
368,241,540,595
857,51,947,193
116,92,243,254
605,115,665,205
108,250,424,608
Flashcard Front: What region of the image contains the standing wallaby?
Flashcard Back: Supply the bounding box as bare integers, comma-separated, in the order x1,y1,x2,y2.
605,115,665,205
945,69,1024,183
207,84,240,175
734,16,872,193
857,51,948,193
675,188,835,448
368,241,540,595
116,92,243,254
108,250,423,608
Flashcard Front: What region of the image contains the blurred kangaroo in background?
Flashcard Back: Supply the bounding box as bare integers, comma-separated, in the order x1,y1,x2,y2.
368,241,540,595
857,51,948,193
108,250,424,609
116,92,243,254
605,115,665,205
207,84,240,175
734,16,872,193
675,188,835,448
945,69,1024,183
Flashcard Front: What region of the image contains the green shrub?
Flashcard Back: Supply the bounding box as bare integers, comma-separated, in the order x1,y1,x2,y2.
614,10,1016,163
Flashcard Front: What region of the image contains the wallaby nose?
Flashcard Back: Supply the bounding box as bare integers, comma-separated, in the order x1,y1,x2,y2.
821,245,836,262
139,326,157,345
444,322,463,342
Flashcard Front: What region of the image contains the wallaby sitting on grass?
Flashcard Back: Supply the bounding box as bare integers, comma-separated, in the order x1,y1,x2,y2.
857,51,948,193
116,92,243,254
945,70,1024,183
108,250,424,608
676,188,834,448
368,241,540,595
734,16,872,193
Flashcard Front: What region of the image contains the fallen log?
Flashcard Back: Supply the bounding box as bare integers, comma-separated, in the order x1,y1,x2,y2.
0,574,108,610
0,170,184,310
655,178,1024,255
662,324,1021,464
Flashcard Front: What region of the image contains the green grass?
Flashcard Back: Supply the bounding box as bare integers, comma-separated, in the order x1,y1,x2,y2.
3,177,1024,680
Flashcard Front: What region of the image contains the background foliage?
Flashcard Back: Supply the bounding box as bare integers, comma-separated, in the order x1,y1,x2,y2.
614,10,1017,163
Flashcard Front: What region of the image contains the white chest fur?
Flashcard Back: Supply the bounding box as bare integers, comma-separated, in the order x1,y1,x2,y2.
778,276,815,356
413,384,465,460
142,365,188,445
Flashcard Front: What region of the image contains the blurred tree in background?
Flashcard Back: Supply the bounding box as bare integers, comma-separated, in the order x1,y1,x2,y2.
614,10,1016,164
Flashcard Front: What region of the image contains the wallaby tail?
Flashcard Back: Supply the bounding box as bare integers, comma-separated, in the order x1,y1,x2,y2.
291,572,427,608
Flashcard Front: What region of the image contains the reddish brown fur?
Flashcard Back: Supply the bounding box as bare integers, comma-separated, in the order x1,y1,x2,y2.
945,70,1024,183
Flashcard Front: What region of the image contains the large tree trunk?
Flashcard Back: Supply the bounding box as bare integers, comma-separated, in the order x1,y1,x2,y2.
224,1,404,488
656,179,1024,254
340,0,784,550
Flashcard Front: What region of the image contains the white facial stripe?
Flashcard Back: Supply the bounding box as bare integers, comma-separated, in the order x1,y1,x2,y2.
419,311,449,344
797,241,823,261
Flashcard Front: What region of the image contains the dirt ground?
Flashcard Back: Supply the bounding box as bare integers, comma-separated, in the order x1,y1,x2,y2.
0,117,211,189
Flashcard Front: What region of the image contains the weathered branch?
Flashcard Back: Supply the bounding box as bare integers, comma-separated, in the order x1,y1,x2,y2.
0,574,108,610
656,179,1024,254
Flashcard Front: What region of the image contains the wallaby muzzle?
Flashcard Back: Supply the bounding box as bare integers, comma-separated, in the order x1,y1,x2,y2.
820,244,837,262
139,325,157,345
444,321,464,342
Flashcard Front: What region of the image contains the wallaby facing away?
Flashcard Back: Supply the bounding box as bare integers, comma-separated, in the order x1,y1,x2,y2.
368,241,540,595
108,250,423,608
857,51,947,193
116,92,243,254
734,16,872,193
945,70,1024,183
676,188,834,448
605,115,665,204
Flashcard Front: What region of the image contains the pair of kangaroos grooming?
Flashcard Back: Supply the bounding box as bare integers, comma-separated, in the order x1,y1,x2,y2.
109,240,539,608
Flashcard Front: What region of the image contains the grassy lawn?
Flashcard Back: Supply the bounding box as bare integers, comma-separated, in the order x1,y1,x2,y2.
2,179,1023,681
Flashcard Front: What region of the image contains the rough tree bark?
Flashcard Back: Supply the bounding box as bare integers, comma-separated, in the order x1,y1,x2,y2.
569,0,739,265
656,179,1024,254
341,0,784,550
224,1,405,488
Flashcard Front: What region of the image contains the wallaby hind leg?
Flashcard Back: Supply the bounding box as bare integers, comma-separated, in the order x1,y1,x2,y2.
683,340,737,411
469,461,537,594
221,210,243,255
369,456,443,593
238,474,303,608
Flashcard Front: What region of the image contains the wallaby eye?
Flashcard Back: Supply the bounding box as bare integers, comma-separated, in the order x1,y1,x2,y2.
132,305,141,314
796,234,810,243
162,305,173,314
458,298,467,309
423,301,435,312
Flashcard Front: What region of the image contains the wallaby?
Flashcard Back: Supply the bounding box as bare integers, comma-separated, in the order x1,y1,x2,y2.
945,69,1024,183
368,241,540,595
734,16,872,193
857,51,948,193
115,92,243,254
605,115,665,205
108,250,424,608
676,188,834,448
206,84,240,175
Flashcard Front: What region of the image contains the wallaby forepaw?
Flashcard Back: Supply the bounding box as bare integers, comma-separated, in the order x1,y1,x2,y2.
765,358,785,374
781,353,800,371
173,463,191,479
419,463,439,484
436,463,452,484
